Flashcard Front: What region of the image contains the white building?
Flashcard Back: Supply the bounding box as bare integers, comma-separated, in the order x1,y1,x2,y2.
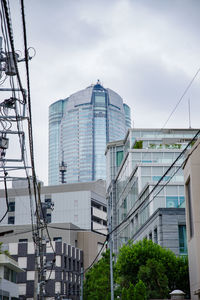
0,253,23,300
0,180,107,235
106,128,198,254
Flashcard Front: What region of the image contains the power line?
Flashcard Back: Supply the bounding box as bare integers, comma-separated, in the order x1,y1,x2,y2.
162,67,200,129
109,129,200,237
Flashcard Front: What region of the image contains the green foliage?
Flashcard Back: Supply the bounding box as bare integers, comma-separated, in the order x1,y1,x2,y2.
116,239,190,298
127,282,135,299
0,242,10,256
138,258,168,298
133,140,143,149
83,250,112,300
121,287,128,300
134,280,147,300
83,240,190,299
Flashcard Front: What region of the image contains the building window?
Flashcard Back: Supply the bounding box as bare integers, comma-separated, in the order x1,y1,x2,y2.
4,266,10,280
19,239,28,243
53,237,62,242
179,225,187,255
166,196,178,208
46,213,51,223
8,202,15,212
154,227,158,244
186,179,194,238
4,267,17,283
149,232,152,240
8,216,15,224
116,151,123,167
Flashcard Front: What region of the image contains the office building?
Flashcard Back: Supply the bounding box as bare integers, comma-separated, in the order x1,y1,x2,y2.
0,180,107,235
0,252,23,300
48,81,131,185
106,128,198,254
49,99,67,186
183,139,200,300
0,223,106,300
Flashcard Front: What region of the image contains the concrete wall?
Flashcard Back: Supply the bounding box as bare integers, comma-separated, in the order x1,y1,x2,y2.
133,208,186,256
184,140,200,300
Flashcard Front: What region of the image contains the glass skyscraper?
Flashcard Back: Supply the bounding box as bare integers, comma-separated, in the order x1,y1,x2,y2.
48,82,131,185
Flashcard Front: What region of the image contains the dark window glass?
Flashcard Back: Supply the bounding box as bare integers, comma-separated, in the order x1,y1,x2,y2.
154,228,158,244
8,202,15,212
4,266,9,280
46,213,51,223
186,179,194,238
11,270,17,283
19,239,28,243
116,151,123,167
53,237,62,242
64,256,67,268
8,216,15,224
179,225,187,255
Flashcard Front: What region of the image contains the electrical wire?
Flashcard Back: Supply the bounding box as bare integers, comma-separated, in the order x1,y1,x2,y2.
109,129,200,237
82,238,107,274
1,0,26,102
162,67,200,129
0,166,9,222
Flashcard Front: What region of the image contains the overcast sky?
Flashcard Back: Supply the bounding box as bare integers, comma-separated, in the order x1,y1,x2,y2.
8,0,200,184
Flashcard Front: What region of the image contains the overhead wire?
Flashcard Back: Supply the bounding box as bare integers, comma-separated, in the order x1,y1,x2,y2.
108,129,200,238
161,67,200,129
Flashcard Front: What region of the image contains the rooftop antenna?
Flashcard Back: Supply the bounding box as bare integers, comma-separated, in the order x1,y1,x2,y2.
59,151,67,184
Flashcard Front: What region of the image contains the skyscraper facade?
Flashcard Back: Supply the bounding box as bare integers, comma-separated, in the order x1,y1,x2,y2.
48,82,131,185
49,99,67,185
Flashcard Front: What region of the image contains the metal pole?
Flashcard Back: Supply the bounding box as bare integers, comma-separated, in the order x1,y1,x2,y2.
80,267,84,300
108,197,114,300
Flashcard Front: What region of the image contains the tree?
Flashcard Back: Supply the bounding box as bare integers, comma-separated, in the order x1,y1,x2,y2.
121,287,128,300
134,280,147,300
127,282,134,299
138,258,168,298
83,250,112,300
116,239,190,298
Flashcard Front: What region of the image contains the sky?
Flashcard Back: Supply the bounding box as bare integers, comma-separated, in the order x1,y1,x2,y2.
5,0,200,184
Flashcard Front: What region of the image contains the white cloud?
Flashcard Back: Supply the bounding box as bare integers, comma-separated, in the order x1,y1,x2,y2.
5,0,200,184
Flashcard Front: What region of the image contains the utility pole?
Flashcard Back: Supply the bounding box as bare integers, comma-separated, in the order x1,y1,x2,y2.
108,196,114,300
80,267,84,300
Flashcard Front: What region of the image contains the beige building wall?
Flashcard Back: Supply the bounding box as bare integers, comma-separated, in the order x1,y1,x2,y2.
0,223,106,271
183,139,200,300
77,231,106,272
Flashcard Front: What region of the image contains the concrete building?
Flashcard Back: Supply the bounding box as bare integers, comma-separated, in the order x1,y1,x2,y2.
0,180,107,235
49,81,131,185
0,252,23,300
106,128,198,254
0,223,106,300
183,139,200,300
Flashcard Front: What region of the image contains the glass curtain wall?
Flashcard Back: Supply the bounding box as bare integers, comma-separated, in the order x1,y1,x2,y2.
49,99,67,185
